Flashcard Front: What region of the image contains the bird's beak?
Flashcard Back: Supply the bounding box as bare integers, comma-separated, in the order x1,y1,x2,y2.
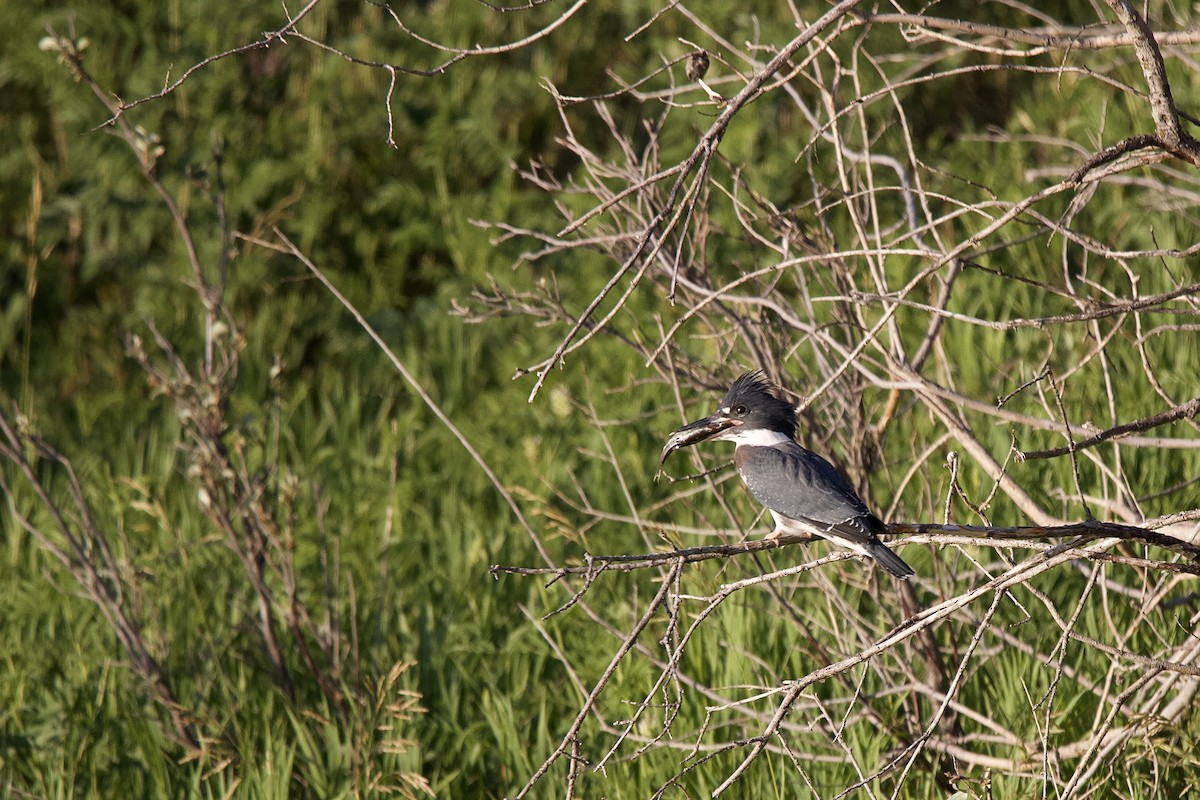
658,414,739,471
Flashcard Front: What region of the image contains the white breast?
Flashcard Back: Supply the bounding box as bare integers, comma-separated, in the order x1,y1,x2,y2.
722,428,792,447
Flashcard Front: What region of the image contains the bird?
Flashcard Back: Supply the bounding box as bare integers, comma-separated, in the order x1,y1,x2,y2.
659,371,915,579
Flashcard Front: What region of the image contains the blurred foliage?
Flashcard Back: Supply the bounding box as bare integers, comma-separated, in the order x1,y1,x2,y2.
1,2,695,796
1,0,1198,798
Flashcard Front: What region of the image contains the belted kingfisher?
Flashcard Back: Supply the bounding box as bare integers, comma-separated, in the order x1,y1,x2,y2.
659,371,915,579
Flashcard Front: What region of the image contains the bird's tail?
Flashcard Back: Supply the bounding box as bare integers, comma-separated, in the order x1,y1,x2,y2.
870,542,915,579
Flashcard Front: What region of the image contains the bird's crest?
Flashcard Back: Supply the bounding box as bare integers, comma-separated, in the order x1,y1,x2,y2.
727,370,779,399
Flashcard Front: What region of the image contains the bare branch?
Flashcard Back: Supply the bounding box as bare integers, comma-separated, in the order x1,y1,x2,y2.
1103,0,1200,165
1020,395,1200,460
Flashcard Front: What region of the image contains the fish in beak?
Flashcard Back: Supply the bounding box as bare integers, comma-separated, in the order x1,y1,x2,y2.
657,413,739,476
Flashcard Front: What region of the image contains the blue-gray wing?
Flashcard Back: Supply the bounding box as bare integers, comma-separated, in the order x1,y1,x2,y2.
736,444,884,545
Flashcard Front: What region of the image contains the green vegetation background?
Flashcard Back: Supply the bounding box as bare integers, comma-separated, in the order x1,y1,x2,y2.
2,1,1197,797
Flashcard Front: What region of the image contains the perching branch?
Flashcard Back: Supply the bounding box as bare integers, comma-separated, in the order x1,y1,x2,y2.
492,517,1200,581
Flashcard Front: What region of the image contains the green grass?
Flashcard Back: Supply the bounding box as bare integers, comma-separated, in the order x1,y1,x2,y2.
4,1,1200,797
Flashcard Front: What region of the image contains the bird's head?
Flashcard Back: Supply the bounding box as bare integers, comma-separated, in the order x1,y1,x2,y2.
658,371,797,471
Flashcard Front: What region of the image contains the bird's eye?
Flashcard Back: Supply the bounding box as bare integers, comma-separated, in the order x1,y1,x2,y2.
735,405,748,415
